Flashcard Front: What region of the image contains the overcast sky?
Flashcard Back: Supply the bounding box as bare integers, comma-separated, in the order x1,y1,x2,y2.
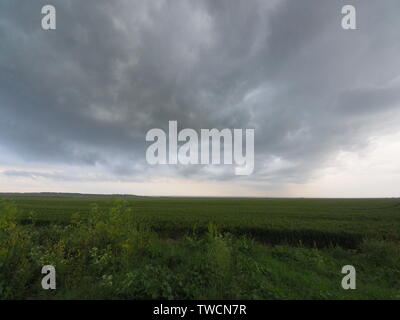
0,0,400,197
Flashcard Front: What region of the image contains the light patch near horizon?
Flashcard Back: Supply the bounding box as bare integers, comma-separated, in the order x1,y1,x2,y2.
286,131,400,198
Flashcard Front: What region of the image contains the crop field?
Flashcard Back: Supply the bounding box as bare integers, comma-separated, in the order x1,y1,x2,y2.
1,196,400,299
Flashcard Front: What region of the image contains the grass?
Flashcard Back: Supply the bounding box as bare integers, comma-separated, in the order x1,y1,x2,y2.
14,197,400,247
0,196,399,299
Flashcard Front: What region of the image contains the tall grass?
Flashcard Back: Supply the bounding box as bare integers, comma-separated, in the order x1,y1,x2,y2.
0,200,399,300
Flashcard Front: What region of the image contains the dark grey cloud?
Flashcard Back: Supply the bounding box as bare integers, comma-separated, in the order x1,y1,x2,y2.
0,0,400,185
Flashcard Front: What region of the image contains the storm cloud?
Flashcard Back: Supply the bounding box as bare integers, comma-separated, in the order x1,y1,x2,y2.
0,0,400,193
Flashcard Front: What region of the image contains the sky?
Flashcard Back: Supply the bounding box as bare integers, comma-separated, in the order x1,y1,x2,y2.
0,0,400,197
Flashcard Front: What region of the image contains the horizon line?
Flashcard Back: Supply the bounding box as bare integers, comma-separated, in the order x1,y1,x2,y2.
0,192,398,199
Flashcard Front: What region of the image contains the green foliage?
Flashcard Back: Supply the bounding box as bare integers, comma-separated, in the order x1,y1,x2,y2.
0,198,399,299
359,239,400,267
12,197,400,248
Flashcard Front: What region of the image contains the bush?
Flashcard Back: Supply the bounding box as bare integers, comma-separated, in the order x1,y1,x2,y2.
359,239,400,267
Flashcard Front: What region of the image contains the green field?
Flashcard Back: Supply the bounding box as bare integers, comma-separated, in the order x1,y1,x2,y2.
1,196,400,299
